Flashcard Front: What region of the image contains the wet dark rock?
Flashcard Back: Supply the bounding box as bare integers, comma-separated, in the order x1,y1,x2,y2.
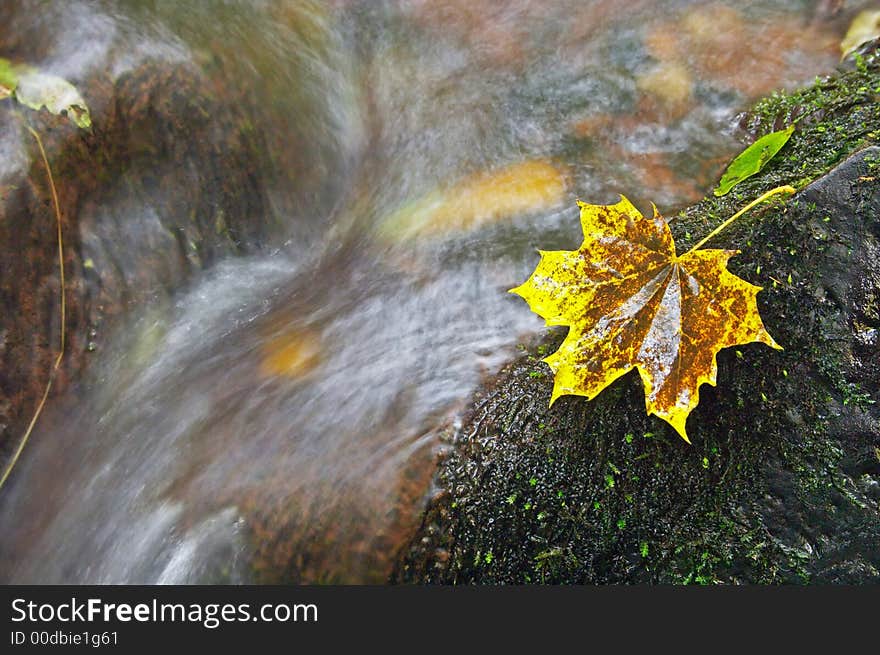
394,65,880,584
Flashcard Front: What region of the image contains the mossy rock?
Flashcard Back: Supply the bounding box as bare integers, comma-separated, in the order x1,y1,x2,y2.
393,51,880,585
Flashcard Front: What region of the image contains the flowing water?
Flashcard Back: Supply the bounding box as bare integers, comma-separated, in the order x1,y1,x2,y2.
0,0,865,582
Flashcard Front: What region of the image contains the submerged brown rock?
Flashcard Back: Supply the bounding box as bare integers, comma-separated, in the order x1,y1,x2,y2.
0,59,280,465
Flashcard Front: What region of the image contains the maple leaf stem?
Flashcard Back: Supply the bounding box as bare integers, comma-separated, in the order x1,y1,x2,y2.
684,185,796,255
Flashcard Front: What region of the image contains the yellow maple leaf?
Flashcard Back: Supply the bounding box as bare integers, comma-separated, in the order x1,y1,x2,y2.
511,195,782,443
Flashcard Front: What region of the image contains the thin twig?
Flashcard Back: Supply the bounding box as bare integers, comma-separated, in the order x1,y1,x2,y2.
0,125,66,490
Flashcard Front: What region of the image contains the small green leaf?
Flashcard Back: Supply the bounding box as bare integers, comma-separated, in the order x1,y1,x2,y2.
0,58,19,92
0,57,91,130
714,125,795,197
16,69,91,129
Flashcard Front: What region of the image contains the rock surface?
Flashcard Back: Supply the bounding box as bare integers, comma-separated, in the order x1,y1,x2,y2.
394,64,880,585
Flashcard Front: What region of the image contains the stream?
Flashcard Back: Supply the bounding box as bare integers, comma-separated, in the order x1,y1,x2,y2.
0,0,864,583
